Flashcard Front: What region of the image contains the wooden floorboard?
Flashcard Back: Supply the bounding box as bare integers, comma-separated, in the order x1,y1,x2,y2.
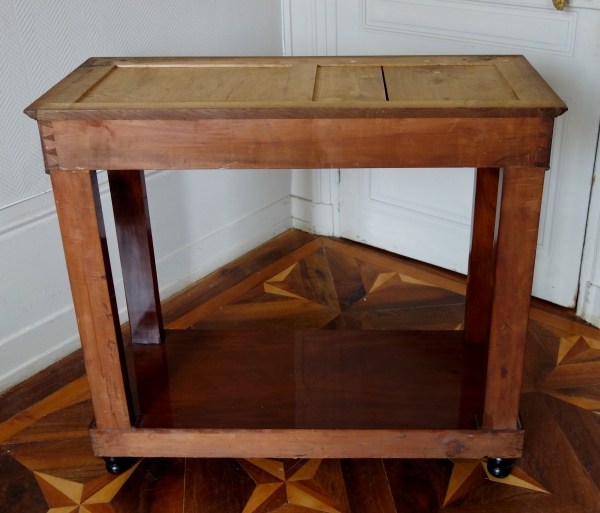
2,229,600,512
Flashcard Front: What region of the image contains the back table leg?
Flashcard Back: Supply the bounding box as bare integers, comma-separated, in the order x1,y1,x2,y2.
50,170,138,429
108,170,163,345
464,168,501,345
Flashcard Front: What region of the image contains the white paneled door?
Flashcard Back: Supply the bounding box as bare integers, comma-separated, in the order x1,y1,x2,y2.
286,0,600,307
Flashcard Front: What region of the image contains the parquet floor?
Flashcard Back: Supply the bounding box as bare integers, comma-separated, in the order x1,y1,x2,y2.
2,230,600,512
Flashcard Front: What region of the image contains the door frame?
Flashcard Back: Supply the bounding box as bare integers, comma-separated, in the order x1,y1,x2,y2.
282,0,600,321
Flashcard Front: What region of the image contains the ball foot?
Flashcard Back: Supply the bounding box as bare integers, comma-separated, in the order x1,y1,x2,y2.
486,458,515,479
104,456,135,474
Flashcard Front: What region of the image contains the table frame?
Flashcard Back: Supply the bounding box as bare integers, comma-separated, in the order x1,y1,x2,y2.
40,112,553,461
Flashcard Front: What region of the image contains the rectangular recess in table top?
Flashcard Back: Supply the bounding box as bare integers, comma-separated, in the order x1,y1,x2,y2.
24,55,566,119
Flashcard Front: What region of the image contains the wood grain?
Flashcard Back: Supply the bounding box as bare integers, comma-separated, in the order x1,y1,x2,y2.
41,117,555,171
464,168,500,344
483,168,546,430
89,428,523,459
383,65,517,102
313,66,386,102
50,170,135,429
108,170,163,345
24,55,566,121
0,349,85,425
131,329,484,431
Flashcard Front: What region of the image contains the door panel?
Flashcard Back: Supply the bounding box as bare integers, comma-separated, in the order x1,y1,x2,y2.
335,0,600,306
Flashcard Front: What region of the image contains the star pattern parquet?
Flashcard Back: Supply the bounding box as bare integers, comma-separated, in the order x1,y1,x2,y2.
2,232,600,512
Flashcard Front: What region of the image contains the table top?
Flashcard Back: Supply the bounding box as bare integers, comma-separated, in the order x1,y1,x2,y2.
25,55,566,121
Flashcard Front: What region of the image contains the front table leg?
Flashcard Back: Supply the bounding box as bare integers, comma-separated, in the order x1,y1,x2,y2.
50,170,138,430
482,167,546,474
483,167,545,429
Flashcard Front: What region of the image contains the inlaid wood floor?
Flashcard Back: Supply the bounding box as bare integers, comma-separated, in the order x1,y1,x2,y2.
2,230,600,512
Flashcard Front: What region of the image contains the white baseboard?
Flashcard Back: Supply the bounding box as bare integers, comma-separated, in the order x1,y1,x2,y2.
0,171,292,393
292,196,334,235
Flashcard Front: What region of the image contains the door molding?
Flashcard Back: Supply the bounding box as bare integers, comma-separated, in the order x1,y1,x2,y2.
577,128,600,325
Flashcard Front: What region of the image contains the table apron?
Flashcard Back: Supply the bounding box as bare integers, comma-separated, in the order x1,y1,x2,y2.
38,117,554,171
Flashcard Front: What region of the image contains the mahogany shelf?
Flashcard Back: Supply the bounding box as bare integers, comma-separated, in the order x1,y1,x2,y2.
132,329,487,431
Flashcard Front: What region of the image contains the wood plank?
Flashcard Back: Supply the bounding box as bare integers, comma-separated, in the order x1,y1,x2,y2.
464,168,501,344
80,66,300,103
50,170,135,429
43,117,555,171
162,229,316,326
384,65,517,102
183,459,255,513
0,376,90,443
89,427,524,459
24,55,566,120
322,238,466,295
108,170,163,345
167,238,323,328
131,329,485,431
313,66,386,102
341,460,396,513
0,349,85,425
482,168,546,430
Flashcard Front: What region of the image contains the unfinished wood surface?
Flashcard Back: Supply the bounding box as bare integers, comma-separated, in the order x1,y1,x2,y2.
50,170,136,430
81,65,317,104
383,65,517,102
40,117,554,172
464,168,501,345
483,168,546,431
89,428,524,459
108,170,163,345
313,66,386,102
24,55,567,121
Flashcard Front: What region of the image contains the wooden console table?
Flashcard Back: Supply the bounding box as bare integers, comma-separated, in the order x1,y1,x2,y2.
25,56,566,477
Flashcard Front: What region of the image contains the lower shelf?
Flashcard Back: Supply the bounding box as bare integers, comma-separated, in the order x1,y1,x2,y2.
90,427,524,459
132,329,487,431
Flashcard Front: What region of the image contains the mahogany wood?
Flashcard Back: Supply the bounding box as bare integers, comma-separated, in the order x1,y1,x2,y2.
131,329,485,431
108,170,163,345
49,170,137,429
483,168,546,430
89,427,524,459
37,117,553,172
464,168,501,344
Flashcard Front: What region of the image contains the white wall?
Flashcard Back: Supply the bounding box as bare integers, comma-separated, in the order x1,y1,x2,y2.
0,0,289,393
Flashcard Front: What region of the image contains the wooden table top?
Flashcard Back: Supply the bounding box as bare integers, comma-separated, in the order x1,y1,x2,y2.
24,55,566,121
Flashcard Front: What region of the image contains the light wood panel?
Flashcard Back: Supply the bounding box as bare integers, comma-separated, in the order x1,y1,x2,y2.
24,55,567,121
383,65,517,102
80,66,314,103
313,66,386,102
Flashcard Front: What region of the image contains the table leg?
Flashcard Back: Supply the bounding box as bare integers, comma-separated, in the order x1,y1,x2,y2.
108,170,164,345
50,170,138,429
464,168,501,345
482,167,546,431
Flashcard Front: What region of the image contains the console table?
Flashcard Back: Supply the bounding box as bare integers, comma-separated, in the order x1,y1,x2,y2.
25,56,566,477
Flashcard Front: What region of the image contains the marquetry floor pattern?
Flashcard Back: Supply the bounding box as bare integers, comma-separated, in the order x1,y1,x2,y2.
2,232,600,512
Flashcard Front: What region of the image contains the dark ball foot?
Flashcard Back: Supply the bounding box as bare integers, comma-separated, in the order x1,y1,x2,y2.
104,456,135,474
487,458,515,479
